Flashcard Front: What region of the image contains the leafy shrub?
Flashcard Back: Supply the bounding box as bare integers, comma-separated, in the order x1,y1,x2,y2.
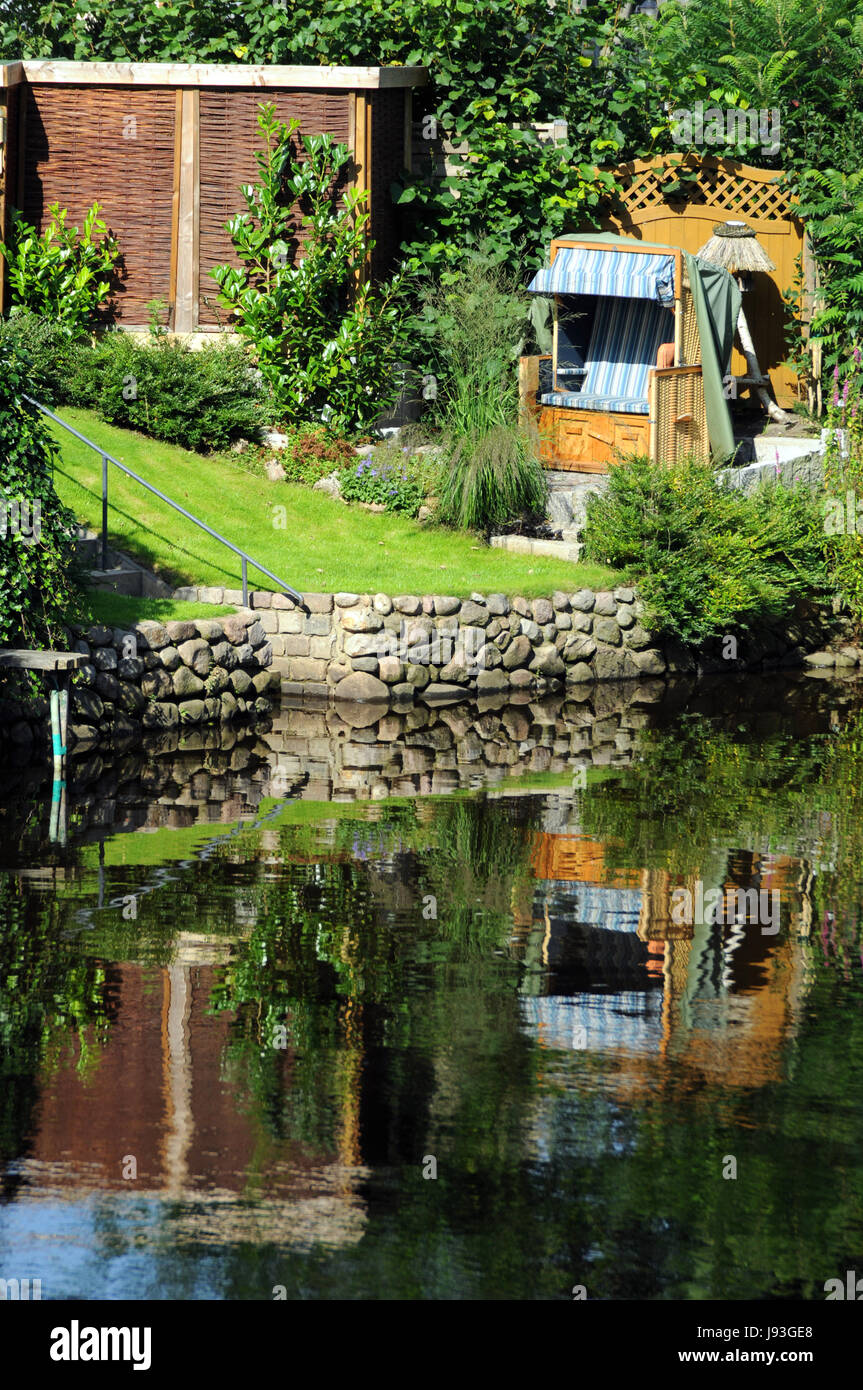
0,310,85,406
340,449,426,515
822,352,863,620
72,333,263,452
0,202,119,333
0,338,83,647
582,455,829,645
278,425,359,485
425,260,547,533
212,102,410,432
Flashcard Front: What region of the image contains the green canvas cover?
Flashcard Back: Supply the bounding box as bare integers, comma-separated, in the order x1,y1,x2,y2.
551,231,740,459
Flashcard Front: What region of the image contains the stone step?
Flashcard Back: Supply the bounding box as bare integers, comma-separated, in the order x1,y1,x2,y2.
490,534,582,561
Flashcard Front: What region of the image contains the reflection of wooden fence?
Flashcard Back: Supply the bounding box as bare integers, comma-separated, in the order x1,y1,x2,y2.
602,156,805,408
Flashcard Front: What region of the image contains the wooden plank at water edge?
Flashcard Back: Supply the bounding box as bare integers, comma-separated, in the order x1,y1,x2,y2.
0,650,88,672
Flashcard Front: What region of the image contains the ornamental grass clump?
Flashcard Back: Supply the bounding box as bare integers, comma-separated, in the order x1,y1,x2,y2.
424,260,547,535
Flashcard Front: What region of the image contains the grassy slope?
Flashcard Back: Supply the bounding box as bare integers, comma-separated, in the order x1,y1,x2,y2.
52,409,620,599
83,592,235,627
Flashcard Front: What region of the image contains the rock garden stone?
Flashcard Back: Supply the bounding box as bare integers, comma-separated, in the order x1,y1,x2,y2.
476,668,509,692
230,668,253,696
531,598,554,624
459,600,490,627
221,614,249,645
503,634,532,670
530,644,565,678
624,624,652,651
143,701,179,729
178,638,213,677
313,472,342,498
378,656,404,683
134,620,170,651
631,648,667,675
142,670,173,700
433,595,460,616
173,666,205,698
594,617,622,646
476,643,502,669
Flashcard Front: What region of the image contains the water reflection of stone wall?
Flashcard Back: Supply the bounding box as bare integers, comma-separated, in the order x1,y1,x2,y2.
0,683,668,854
260,682,661,802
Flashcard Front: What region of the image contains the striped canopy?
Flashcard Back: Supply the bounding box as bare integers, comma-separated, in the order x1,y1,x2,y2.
528,246,676,304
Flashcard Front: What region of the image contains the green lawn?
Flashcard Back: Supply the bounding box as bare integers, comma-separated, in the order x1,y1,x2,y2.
83,591,236,628
52,409,620,599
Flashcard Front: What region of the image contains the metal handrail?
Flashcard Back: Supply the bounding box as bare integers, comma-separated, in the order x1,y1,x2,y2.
27,395,305,610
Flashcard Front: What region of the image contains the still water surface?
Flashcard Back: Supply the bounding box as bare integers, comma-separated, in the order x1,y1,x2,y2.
1,675,862,1300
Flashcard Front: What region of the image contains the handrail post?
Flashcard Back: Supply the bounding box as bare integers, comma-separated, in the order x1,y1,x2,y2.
101,453,108,571
242,556,248,608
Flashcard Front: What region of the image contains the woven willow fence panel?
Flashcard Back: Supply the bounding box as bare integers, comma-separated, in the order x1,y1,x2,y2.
19,84,176,321
604,156,803,408
198,90,351,327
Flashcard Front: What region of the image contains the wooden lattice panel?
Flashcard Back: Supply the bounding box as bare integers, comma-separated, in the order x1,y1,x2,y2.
603,156,803,407
617,156,793,229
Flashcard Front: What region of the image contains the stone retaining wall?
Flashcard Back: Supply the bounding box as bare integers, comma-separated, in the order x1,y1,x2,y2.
248,586,667,701
243,586,829,701
0,610,279,755
66,610,279,749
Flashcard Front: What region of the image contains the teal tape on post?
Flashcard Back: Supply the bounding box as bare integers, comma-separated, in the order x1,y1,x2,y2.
52,779,65,803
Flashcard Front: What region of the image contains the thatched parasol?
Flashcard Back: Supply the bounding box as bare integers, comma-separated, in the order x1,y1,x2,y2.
697,220,776,276
697,220,789,423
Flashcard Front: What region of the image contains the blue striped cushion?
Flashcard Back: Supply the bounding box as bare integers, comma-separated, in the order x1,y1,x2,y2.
585,296,673,400
543,296,673,415
540,391,650,414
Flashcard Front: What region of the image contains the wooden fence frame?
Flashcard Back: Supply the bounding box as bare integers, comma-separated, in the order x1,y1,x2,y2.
0,60,426,330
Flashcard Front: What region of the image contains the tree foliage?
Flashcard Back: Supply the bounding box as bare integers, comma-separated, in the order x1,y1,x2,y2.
212,102,409,430
0,339,83,647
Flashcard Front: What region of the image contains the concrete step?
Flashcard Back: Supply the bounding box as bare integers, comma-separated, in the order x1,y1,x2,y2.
490,533,582,562
76,527,174,599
